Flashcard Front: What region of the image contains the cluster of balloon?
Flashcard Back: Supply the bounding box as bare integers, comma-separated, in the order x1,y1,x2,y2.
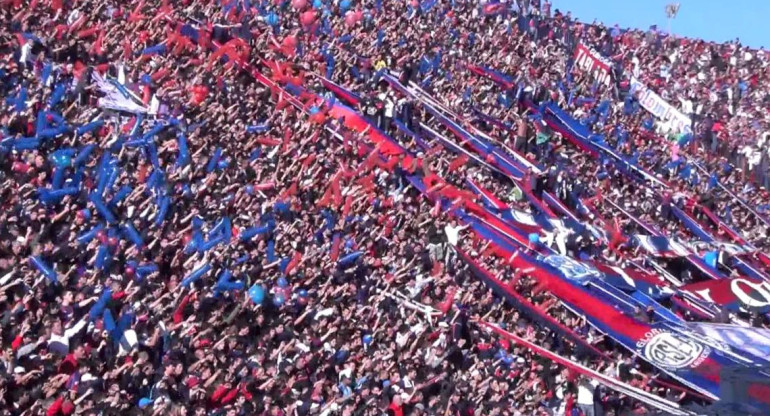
297,288,309,305
272,277,291,306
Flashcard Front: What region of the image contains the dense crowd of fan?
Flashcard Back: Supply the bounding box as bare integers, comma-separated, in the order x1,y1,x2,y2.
1,0,769,415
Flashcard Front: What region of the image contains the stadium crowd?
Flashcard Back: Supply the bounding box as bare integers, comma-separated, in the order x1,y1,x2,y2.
0,0,768,415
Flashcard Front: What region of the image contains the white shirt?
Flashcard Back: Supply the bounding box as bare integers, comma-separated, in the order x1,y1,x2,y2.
444,224,467,246
577,379,598,405
20,42,33,64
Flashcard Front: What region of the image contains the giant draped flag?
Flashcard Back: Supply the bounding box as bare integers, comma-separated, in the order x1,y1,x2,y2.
681,277,770,313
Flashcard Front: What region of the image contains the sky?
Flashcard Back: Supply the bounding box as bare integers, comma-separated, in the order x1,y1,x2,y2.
550,0,770,49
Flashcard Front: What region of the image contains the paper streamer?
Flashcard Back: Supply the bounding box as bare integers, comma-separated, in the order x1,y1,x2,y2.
29,256,58,283
181,263,212,287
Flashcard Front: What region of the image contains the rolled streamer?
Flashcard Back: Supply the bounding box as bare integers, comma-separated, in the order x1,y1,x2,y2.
140,43,167,56
88,288,113,321
89,193,117,223
76,120,104,135
77,26,100,39
123,137,150,148
77,224,105,245
222,217,233,241
199,235,225,252
95,245,112,270
266,240,276,262
28,256,58,283
102,309,116,333
274,201,291,214
52,168,66,189
256,137,282,146
284,253,302,275
37,125,69,139
108,185,133,208
11,137,41,150
96,165,112,196
238,225,270,242
181,263,212,287
39,186,78,205
330,233,340,261
253,182,275,191
147,142,160,169
129,114,144,138
214,269,244,292
135,263,158,277
246,124,270,133
154,195,170,226
150,68,169,81
140,123,165,141
74,144,96,166
49,84,66,108
176,133,190,166
146,169,163,190
338,251,363,266
121,223,144,248
206,147,222,173
106,164,121,191
95,153,111,194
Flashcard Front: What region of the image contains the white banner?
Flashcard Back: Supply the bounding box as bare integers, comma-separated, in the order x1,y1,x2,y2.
629,76,692,135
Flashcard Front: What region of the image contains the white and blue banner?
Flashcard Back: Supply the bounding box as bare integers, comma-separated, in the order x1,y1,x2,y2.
629,76,693,135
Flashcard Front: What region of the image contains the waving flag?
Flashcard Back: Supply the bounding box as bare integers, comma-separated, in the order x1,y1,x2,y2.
681,277,770,313
634,235,690,257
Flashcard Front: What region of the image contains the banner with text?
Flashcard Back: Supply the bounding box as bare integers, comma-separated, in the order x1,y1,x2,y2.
573,43,614,87
629,76,693,135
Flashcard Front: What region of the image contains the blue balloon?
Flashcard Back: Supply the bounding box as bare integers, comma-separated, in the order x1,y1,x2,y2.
273,293,286,306
528,233,540,244
298,288,308,297
267,12,279,26
277,277,289,288
704,251,718,268
245,185,254,195
49,150,73,168
138,398,153,408
313,0,322,8
248,284,265,304
503,354,514,365
362,334,373,344
340,0,351,12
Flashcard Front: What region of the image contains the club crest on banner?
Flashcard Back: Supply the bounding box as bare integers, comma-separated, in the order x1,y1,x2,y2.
542,255,602,284
636,330,710,370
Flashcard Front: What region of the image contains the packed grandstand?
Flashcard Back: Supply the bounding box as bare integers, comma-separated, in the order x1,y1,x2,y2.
1,0,770,415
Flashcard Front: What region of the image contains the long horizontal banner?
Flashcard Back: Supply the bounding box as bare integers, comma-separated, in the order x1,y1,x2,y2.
629,76,693,135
